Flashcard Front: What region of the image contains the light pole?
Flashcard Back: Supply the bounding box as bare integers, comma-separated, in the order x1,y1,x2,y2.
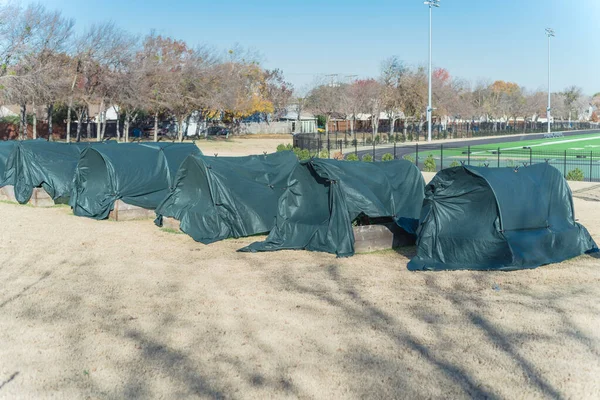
545,28,555,134
424,0,440,142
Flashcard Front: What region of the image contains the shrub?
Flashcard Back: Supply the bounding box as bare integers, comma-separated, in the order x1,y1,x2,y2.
319,149,329,159
366,136,373,145
333,151,344,160
346,153,359,161
382,153,394,162
351,139,357,147
276,143,293,152
566,168,585,181
449,160,460,168
362,153,373,162
403,154,415,164
374,135,381,144
424,154,436,172
293,147,311,161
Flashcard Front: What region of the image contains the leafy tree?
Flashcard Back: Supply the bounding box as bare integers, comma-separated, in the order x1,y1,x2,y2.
382,153,394,161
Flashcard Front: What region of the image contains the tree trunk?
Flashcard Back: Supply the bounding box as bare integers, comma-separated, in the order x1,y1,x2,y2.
96,99,104,141
87,116,92,139
178,116,185,142
47,104,53,142
154,112,159,142
32,100,37,140
115,111,121,141
389,117,394,139
76,109,84,142
66,97,73,143
101,109,108,139
19,103,26,140
124,111,130,143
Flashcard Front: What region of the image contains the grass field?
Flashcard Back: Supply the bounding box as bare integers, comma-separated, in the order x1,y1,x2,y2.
414,133,600,179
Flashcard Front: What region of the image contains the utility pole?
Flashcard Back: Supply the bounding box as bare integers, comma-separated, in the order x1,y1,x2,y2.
424,0,440,142
545,28,555,134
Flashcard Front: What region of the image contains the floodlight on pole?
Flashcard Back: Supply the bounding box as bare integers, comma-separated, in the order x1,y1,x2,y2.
545,28,555,134
424,0,440,143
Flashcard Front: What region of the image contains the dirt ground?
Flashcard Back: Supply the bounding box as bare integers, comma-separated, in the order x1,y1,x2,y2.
0,192,599,399
193,135,292,157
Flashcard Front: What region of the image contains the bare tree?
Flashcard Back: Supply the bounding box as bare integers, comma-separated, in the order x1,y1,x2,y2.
306,79,345,144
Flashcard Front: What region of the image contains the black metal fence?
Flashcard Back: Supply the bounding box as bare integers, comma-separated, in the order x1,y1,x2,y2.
326,121,597,141
292,129,600,182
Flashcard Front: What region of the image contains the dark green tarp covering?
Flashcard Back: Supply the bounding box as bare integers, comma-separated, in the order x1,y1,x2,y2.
241,158,425,257
4,139,110,204
70,142,200,219
408,164,598,271
155,151,299,244
0,141,16,187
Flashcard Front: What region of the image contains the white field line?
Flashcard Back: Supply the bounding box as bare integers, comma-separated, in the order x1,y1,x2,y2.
470,136,600,155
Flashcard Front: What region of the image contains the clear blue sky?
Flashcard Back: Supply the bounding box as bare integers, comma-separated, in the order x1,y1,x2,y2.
32,0,600,95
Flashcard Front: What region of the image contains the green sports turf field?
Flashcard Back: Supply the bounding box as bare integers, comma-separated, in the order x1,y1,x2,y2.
412,133,600,180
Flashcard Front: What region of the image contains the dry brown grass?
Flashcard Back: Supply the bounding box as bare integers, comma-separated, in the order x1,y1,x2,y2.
0,188,599,398
193,136,292,157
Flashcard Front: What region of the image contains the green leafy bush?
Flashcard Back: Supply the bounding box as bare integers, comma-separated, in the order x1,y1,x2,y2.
276,143,293,152
449,160,460,168
403,154,415,164
346,153,359,161
374,135,381,144
382,153,394,161
362,153,373,162
319,149,329,159
424,154,436,172
566,168,585,181
293,147,311,161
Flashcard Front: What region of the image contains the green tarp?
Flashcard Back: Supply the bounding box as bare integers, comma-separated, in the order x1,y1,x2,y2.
155,151,299,244
241,158,425,257
4,140,109,204
408,164,598,271
70,142,200,219
0,141,16,187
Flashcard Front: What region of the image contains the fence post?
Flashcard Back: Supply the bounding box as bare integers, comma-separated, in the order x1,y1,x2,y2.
416,143,419,168
564,150,567,177
327,138,330,158
530,148,532,166
393,141,397,159
497,147,500,168
440,144,443,170
468,145,471,166
354,139,357,156
590,151,593,182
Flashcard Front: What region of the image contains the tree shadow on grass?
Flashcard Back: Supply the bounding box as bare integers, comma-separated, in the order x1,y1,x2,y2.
278,264,593,399
0,271,51,310
280,265,500,399
0,372,19,391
